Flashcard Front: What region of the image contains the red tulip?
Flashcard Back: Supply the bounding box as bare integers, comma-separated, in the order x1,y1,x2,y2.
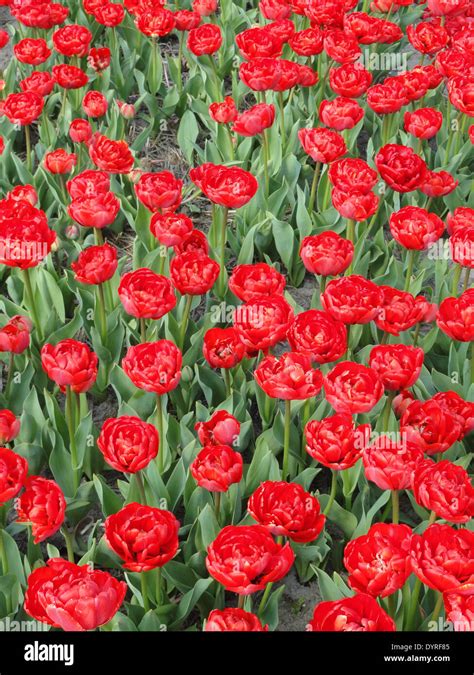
289,27,323,56
206,525,294,594
232,103,276,137
321,275,381,325
0,410,20,443
375,144,428,193
170,252,220,295
209,96,238,124
41,339,98,393
118,268,176,319
407,21,448,54
307,594,395,631
71,243,118,285
88,132,134,173
255,351,323,400
195,410,241,446
202,327,246,369
68,192,120,229
369,344,424,390
53,24,92,56
401,398,463,455
287,309,347,364
69,119,93,143
233,295,294,353
191,444,243,492
24,559,126,631
44,149,77,175
305,413,370,470
236,26,283,60
436,289,474,342
363,435,424,491
52,64,88,89
298,127,347,163
14,38,51,65
324,361,384,414
329,158,378,194
82,90,108,118
205,608,268,632
17,477,66,544
248,480,325,543
97,416,158,474
404,108,443,139
135,171,183,213
122,340,182,394
2,92,44,125
319,96,364,130
329,63,372,97
411,524,474,593
0,316,32,354
20,71,55,97
187,23,222,55
0,447,28,504
136,8,176,37
190,163,258,208
413,459,474,524
344,523,413,598
229,263,285,302
390,206,444,250
375,285,433,335
300,232,354,276
105,502,179,571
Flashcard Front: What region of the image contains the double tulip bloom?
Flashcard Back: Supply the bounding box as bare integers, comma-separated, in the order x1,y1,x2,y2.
25,559,126,631
105,503,180,572
248,481,325,543
206,525,294,595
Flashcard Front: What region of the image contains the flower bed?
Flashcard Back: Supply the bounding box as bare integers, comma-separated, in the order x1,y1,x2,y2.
0,0,472,635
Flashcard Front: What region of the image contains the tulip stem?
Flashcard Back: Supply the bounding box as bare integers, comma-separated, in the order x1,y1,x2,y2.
156,567,163,607
22,268,43,343
94,228,104,246
97,284,107,343
382,391,395,432
0,528,11,614
139,317,147,343
262,130,270,198
277,92,286,147
308,161,321,214
0,528,8,575
404,577,422,631
135,471,147,505
258,581,273,617
214,491,221,524
4,353,14,399
222,368,231,399
404,250,415,292
156,395,164,474
386,594,396,618
178,294,193,351
61,527,75,563
282,399,291,481
177,33,184,95
141,572,150,613
346,219,355,274
66,386,80,493
462,267,470,293
391,490,399,525
24,124,32,174
237,594,245,610
451,264,462,296
323,470,337,516
431,592,444,624
216,206,229,299
471,342,474,387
